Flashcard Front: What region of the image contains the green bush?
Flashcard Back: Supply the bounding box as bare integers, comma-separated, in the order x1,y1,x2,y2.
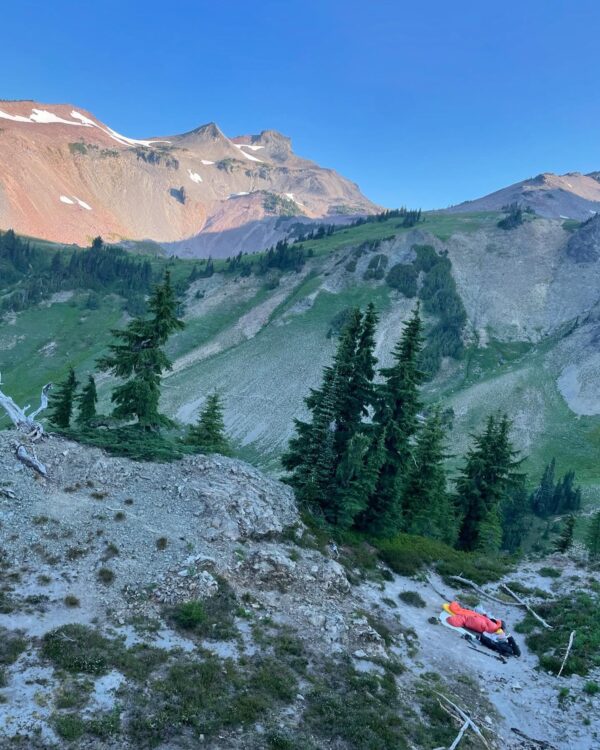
53,713,86,740
363,253,388,281
538,566,561,578
170,600,206,630
376,533,512,584
386,263,418,297
398,590,426,608
42,624,167,679
516,591,600,676
413,244,439,272
169,579,238,640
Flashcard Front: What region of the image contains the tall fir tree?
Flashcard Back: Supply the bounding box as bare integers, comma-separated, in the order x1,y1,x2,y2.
185,392,231,455
455,414,523,551
76,375,98,425
48,367,78,429
358,305,424,536
97,271,184,430
330,429,386,529
555,514,576,554
282,307,380,527
530,458,556,516
586,510,600,560
401,408,456,545
501,481,529,553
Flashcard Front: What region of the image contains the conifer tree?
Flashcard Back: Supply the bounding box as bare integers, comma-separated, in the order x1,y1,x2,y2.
358,305,424,536
283,366,340,512
348,302,379,417
330,429,386,529
555,514,576,554
455,413,523,551
530,458,556,516
401,408,455,544
76,375,98,425
586,510,600,560
97,271,184,430
282,306,379,526
501,481,529,552
185,392,231,455
48,367,78,429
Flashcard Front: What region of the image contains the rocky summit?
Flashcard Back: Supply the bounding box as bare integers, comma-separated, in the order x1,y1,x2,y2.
0,101,376,255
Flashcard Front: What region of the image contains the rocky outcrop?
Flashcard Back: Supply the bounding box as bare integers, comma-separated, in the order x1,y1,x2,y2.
566,214,600,262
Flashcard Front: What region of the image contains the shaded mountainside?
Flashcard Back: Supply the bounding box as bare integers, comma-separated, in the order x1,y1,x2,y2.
0,432,598,748
447,171,600,221
0,101,376,253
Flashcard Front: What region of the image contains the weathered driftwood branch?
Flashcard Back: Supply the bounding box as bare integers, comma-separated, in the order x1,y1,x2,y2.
15,444,47,477
434,692,491,749
449,720,470,750
557,630,576,677
500,583,553,630
0,383,52,441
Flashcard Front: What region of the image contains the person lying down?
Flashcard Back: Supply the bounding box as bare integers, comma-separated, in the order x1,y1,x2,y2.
442,601,521,657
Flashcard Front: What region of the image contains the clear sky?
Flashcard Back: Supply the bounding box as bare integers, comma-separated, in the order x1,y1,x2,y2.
3,1,600,209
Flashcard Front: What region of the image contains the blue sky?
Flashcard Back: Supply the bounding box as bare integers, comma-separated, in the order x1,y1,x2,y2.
3,1,600,208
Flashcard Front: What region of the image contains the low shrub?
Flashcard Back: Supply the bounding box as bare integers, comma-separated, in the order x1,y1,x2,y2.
376,533,512,584
169,578,237,640
516,591,600,676
386,263,418,297
97,567,115,585
538,566,561,578
398,590,426,608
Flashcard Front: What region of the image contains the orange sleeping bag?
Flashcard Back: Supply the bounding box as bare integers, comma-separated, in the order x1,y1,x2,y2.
445,601,502,634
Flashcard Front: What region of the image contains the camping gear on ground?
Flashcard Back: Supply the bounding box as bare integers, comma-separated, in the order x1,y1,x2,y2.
443,601,503,634
440,601,521,658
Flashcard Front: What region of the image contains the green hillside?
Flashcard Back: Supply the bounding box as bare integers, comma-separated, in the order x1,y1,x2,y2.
1,211,599,512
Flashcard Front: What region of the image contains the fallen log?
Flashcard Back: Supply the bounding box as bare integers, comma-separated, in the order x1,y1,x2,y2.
557,630,576,678
434,692,491,749
15,444,47,477
500,583,553,630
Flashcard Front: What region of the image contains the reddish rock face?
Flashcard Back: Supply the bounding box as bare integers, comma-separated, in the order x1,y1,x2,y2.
0,101,376,247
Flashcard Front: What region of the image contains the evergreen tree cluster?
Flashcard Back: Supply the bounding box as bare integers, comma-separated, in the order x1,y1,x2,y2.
497,203,524,230
49,369,97,429
283,304,522,551
0,230,153,313
351,208,422,228
384,244,467,377
530,458,582,517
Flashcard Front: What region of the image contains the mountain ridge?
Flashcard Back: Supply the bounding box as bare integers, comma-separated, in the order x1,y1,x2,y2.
0,100,377,253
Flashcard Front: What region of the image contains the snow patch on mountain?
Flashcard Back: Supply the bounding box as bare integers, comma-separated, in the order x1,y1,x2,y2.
59,195,92,210
234,144,263,163
187,169,202,184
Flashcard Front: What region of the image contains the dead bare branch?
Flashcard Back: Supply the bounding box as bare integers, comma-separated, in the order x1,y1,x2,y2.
500,583,553,629
557,630,576,677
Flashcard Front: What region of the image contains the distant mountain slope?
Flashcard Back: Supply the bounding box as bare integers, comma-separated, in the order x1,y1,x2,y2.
447,171,600,220
3,211,600,500
0,101,376,251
